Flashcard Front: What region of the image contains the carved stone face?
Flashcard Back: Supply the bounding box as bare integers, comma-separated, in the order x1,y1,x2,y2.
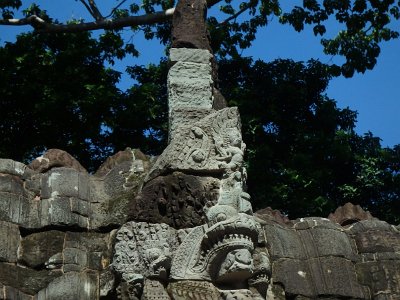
217,248,254,286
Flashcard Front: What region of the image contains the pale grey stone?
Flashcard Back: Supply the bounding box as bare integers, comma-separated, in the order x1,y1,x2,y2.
35,271,98,300
113,222,180,280
169,107,215,141
0,159,35,179
169,48,213,64
168,61,213,112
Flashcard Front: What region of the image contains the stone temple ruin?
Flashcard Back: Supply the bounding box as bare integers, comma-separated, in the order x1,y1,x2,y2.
1,0,400,299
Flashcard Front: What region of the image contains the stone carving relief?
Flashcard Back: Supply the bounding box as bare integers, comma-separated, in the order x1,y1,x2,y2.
113,222,181,280
146,107,244,180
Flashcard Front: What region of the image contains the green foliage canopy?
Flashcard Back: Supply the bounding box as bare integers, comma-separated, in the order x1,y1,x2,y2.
1,0,400,76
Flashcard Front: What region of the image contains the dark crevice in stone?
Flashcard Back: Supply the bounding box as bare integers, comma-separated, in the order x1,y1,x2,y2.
19,223,121,237
19,225,86,237
94,224,121,234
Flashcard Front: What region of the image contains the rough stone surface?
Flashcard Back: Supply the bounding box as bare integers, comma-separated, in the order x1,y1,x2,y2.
35,271,99,300
169,107,214,141
95,148,148,178
255,207,292,226
18,230,65,268
0,158,35,179
29,148,87,174
0,221,19,263
113,221,180,281
170,47,213,64
0,285,33,300
328,202,376,226
130,172,219,228
168,281,220,300
0,263,62,295
168,60,213,112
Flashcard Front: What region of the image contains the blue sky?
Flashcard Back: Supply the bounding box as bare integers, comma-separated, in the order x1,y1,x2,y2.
1,1,399,147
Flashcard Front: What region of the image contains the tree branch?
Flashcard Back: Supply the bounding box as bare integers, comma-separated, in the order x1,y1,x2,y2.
78,0,96,19
206,0,223,8
105,0,128,19
0,15,46,27
220,4,250,25
0,8,175,33
88,0,104,20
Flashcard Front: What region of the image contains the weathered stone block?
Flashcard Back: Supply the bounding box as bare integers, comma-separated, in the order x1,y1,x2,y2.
168,61,213,112
272,258,314,296
142,279,170,300
293,217,342,230
169,48,213,64
28,149,87,174
41,168,89,200
356,260,400,298
63,231,113,271
354,229,400,253
0,221,19,263
0,262,62,295
0,174,25,195
102,161,133,197
63,248,87,272
130,172,219,228
0,192,31,226
298,227,354,259
1,285,33,300
70,197,89,218
24,173,42,195
273,257,366,298
0,159,33,179
40,196,88,228
99,268,115,298
35,271,99,300
264,224,306,260
348,219,394,233
169,107,215,141
18,230,64,268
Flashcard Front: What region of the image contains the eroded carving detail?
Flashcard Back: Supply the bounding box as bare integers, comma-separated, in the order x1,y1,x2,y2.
112,221,180,298
146,107,243,180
